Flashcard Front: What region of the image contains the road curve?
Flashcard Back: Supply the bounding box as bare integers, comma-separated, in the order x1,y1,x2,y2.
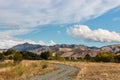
25,64,78,80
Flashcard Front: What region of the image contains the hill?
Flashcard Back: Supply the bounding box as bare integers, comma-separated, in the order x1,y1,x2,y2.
11,43,120,58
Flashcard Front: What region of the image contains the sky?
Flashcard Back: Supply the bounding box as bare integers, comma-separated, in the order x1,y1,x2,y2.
0,0,120,49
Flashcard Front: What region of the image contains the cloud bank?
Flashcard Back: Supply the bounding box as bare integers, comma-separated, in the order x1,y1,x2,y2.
0,39,56,49
0,0,120,48
0,0,120,27
67,25,120,42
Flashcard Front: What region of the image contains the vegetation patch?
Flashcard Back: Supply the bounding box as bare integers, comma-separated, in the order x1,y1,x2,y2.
0,60,56,80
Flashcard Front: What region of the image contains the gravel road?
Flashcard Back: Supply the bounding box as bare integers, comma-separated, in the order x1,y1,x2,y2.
25,64,78,80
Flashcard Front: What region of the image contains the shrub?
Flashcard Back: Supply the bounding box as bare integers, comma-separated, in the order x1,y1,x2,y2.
55,52,61,60
42,64,48,69
84,54,91,60
40,51,52,60
20,51,41,60
13,52,22,64
0,53,4,62
4,49,16,56
95,52,115,62
41,61,48,69
115,55,120,63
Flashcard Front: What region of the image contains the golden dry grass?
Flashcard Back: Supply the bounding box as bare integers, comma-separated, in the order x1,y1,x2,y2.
50,61,120,80
0,60,56,80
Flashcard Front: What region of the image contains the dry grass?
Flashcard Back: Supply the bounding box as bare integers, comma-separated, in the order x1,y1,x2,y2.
50,61,120,80
0,60,56,80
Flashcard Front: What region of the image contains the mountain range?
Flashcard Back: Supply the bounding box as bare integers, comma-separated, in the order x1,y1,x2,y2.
11,43,120,58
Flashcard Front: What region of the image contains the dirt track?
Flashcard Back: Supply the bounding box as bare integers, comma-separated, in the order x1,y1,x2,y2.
25,64,78,80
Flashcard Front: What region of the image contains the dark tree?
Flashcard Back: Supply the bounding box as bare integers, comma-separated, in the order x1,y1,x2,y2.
115,55,120,63
84,54,91,60
20,51,41,60
40,51,52,60
0,53,4,62
4,49,16,56
13,52,22,64
55,52,61,60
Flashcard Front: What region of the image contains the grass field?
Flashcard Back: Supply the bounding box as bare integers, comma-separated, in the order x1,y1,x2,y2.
0,60,120,80
50,61,120,80
0,60,56,80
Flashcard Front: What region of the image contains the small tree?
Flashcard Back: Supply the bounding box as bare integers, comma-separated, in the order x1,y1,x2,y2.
84,54,91,60
115,55,120,63
0,53,4,62
4,49,16,56
55,52,61,60
40,51,52,60
13,52,22,64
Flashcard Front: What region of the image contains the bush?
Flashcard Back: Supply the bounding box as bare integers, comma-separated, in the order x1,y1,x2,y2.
95,52,115,62
4,49,16,56
41,61,48,69
40,51,52,60
20,51,41,60
13,52,22,64
84,54,91,60
55,52,61,60
115,55,120,63
0,53,4,62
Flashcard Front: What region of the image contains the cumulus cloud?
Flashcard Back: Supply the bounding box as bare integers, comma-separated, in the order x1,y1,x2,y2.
0,39,56,49
67,25,120,42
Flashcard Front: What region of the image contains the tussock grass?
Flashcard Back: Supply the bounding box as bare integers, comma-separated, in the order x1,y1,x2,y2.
0,60,56,80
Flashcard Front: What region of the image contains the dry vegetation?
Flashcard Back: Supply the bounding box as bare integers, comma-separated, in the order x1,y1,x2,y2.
50,61,120,80
0,60,56,80
1,60,120,80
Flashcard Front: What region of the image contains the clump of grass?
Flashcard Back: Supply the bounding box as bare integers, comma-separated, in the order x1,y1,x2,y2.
42,63,48,69
41,61,48,69
0,61,14,68
31,62,38,67
15,64,25,76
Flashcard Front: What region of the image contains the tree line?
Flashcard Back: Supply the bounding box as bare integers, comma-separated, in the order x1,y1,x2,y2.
83,52,120,63
0,49,120,63
0,49,64,63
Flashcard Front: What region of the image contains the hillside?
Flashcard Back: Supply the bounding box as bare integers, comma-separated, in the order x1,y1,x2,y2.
11,43,120,58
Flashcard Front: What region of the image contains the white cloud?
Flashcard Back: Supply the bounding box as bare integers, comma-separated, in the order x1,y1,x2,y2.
67,25,120,42
0,0,120,48
0,0,120,27
0,39,56,49
38,40,56,46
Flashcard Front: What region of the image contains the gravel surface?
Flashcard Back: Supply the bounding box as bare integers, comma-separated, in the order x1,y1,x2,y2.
25,64,78,80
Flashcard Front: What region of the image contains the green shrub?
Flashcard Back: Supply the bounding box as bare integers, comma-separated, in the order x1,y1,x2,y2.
40,51,52,60
95,52,115,62
115,55,120,63
13,52,22,64
4,49,16,56
0,53,4,62
41,61,48,69
84,54,91,60
42,64,48,69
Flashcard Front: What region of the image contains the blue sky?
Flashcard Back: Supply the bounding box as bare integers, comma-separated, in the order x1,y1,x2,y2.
0,0,120,48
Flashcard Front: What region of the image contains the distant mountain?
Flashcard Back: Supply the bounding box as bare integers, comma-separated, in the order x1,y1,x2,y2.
12,42,43,51
11,43,120,57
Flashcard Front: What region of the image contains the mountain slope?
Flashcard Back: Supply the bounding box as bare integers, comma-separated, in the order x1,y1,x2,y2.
11,43,120,56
